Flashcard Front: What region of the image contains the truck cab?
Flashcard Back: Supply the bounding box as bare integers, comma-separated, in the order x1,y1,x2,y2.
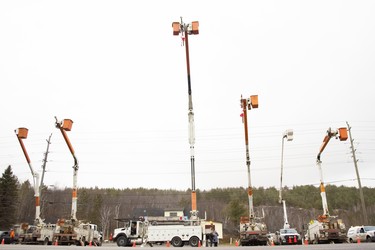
113,219,146,247
239,217,268,246
276,228,302,245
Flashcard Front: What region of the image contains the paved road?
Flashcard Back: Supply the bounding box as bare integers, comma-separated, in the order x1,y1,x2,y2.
0,242,373,250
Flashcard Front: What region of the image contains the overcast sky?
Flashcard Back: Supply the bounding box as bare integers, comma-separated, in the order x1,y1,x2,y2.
1,1,374,192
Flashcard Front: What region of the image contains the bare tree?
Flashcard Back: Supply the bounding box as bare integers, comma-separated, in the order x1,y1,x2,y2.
114,204,121,228
100,205,112,240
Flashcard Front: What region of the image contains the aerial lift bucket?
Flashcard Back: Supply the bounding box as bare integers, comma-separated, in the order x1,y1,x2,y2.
250,95,258,108
62,119,73,131
338,127,348,141
172,22,180,35
16,127,28,139
191,21,199,35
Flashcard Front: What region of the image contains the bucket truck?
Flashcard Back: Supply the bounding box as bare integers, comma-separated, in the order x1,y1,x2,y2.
15,128,55,245
113,18,208,248
306,127,348,244
273,130,302,245
112,217,203,247
113,21,205,247
54,117,102,246
238,95,268,246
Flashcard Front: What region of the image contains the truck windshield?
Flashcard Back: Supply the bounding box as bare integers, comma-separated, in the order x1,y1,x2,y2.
364,226,375,231
281,229,298,234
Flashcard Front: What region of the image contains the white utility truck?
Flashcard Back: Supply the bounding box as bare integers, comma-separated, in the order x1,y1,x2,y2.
113,217,202,247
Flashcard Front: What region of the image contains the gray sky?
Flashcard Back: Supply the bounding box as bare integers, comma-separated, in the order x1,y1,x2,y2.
1,0,374,191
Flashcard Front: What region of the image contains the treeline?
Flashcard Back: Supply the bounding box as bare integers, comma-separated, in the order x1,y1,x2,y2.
1,165,374,241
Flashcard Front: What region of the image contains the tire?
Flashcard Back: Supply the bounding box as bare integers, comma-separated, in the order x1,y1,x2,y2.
189,236,200,247
366,236,371,243
313,234,319,244
43,237,49,245
171,236,183,247
117,235,128,247
349,238,354,243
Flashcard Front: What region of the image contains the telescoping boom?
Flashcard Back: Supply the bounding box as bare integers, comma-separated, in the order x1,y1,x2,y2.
55,117,79,222
15,128,43,226
172,18,199,218
240,95,258,222
279,129,293,229
238,95,268,246
305,127,349,245
316,127,348,217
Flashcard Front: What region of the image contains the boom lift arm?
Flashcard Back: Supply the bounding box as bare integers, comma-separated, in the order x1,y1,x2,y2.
15,128,43,226
172,18,199,219
240,95,258,222
316,127,348,218
279,129,293,229
55,117,79,222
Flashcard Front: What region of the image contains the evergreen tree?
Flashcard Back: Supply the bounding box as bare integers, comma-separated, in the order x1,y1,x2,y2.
226,195,246,227
0,165,19,230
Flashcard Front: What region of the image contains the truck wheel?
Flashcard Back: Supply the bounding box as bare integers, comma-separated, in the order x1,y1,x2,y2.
189,236,200,247
97,239,102,246
43,237,49,245
117,236,128,247
171,236,183,247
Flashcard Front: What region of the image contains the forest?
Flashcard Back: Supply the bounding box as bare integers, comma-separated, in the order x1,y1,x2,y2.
1,165,374,242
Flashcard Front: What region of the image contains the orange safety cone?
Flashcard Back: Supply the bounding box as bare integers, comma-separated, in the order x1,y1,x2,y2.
54,239,58,246
294,236,297,243
109,233,113,241
288,237,292,244
89,241,92,246
271,239,275,246
198,240,201,247
235,240,239,246
132,241,136,247
304,238,308,245
357,236,360,244
166,241,170,247
1,238,4,245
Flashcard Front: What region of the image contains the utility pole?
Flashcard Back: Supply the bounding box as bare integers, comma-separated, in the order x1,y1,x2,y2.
40,133,52,191
346,121,368,225
40,133,52,219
